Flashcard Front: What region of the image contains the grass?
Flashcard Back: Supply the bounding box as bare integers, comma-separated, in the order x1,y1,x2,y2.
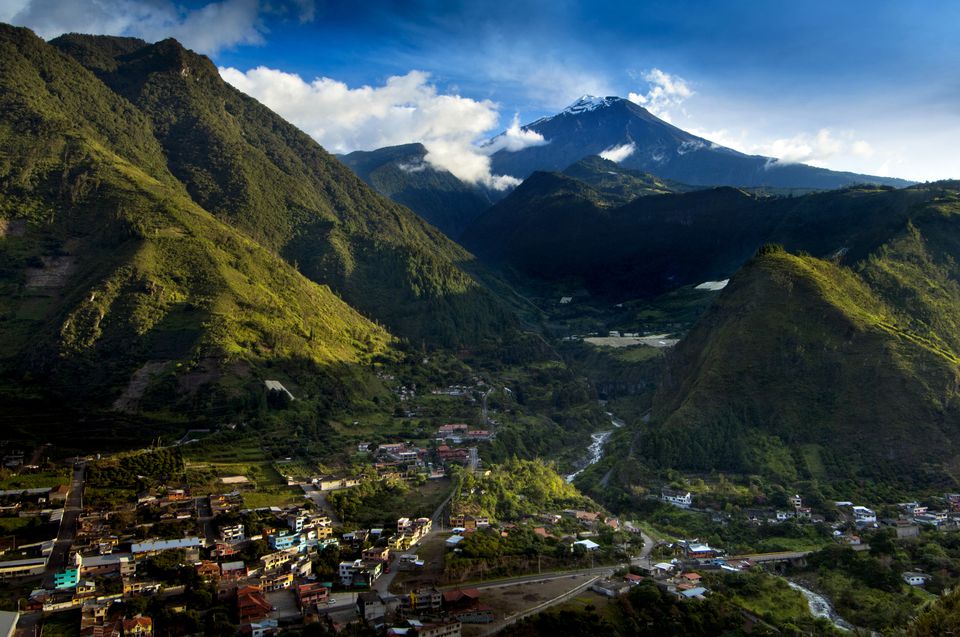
41,609,82,637
241,489,306,509
0,470,68,490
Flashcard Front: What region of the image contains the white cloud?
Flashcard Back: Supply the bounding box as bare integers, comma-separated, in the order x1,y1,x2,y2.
598,142,636,163
4,0,265,55
480,114,547,153
628,68,694,123
220,66,523,189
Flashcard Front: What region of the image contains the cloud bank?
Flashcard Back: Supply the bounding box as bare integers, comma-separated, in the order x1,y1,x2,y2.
221,66,530,189
0,0,283,54
599,142,636,163
628,68,693,122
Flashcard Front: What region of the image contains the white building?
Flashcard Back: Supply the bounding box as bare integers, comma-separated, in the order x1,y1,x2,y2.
661,488,693,509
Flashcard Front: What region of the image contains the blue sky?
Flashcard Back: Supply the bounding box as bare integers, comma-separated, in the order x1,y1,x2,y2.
4,0,959,183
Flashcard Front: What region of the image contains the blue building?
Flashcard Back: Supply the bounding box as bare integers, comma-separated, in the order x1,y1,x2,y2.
54,567,79,590
268,532,300,551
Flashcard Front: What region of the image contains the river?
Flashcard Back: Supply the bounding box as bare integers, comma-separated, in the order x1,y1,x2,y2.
787,580,855,632
565,407,625,482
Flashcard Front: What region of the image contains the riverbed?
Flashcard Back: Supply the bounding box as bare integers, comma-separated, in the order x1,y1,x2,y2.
787,580,855,632
565,408,624,482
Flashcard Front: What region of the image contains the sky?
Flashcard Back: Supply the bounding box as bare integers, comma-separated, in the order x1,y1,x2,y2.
3,0,959,187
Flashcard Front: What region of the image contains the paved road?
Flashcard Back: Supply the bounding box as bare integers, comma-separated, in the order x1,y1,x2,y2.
43,462,85,587
374,483,456,594
300,485,341,526
196,496,217,545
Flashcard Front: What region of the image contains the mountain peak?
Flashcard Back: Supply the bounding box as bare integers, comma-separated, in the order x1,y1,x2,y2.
562,95,621,114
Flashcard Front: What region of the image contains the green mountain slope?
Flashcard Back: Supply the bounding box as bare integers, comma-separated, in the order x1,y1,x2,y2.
339,143,494,239
0,25,391,420
648,191,960,486
560,155,691,203
50,33,509,346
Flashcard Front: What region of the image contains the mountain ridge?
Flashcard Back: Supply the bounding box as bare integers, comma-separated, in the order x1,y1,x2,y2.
489,95,912,190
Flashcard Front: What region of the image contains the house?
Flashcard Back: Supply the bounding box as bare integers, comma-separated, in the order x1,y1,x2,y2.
220,524,245,543
260,571,293,592
196,561,221,581
238,585,273,624
261,549,297,572
362,546,390,563
240,619,279,637
443,588,481,610
399,587,443,614
267,531,300,551
297,582,329,609
54,566,79,590
624,573,644,585
122,617,153,637
683,542,721,559
651,562,675,577
130,537,202,557
445,535,465,549
573,539,600,552
680,587,709,599
357,591,386,621
338,559,383,587
851,506,877,524
221,561,247,579
903,572,932,587
448,514,489,529
591,579,630,597
661,488,693,509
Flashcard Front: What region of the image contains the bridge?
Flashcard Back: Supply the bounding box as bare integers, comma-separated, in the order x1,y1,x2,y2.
726,550,812,564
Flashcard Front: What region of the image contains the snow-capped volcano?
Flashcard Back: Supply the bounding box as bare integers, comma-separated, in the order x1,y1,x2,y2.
488,97,910,190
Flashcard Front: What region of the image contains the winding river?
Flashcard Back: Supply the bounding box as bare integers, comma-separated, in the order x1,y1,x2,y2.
787,580,855,632
566,407,625,482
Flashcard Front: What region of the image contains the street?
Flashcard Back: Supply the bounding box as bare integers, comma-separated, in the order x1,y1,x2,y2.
43,461,85,587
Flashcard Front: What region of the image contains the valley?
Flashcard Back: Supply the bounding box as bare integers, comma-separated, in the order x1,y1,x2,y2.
0,16,958,637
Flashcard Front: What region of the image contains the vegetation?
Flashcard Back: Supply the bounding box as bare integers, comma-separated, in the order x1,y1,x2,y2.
451,458,591,521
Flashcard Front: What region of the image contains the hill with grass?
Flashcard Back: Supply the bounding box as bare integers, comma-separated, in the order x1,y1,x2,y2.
48,32,510,346
648,189,960,486
0,24,395,422
339,143,494,239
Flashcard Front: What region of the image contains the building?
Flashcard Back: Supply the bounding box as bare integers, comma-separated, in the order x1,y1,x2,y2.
449,514,489,529
260,571,293,592
0,611,18,637
415,620,462,637
54,566,79,590
260,550,297,572
130,537,202,557
221,561,247,579
591,579,630,597
573,539,600,552
661,488,693,509
220,524,245,543
297,582,329,609
0,557,46,579
903,572,931,587
851,506,877,524
267,531,300,551
238,585,273,624
122,617,153,636
362,546,390,562
338,559,383,587
357,591,386,621
399,587,443,614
